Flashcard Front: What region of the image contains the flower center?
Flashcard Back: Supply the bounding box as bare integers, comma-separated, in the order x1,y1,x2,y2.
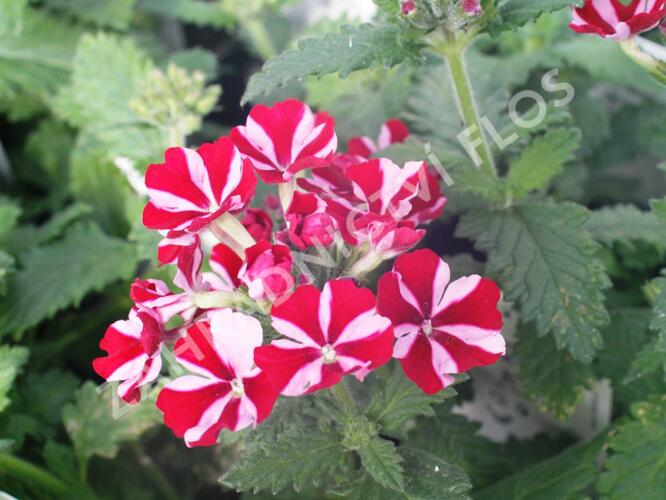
321,344,337,364
230,378,244,397
422,319,433,336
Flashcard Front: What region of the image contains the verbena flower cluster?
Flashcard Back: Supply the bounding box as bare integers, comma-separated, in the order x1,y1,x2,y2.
93,99,506,448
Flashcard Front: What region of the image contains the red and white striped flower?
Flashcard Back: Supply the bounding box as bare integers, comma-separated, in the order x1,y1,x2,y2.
156,309,278,447
298,118,411,200
347,118,410,159
254,279,393,396
143,137,257,235
92,309,163,404
377,249,505,395
156,233,198,266
405,166,447,225
461,0,482,16
239,241,294,302
133,237,243,325
570,0,666,39
284,192,336,250
230,99,337,184
328,158,427,256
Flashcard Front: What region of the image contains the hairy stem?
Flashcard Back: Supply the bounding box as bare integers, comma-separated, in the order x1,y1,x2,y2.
0,453,68,495
441,39,497,178
331,379,357,414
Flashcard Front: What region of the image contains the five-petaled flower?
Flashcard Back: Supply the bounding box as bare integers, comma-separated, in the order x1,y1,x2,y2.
254,279,394,396
569,0,666,39
92,308,164,404
377,249,505,395
156,309,278,447
230,99,337,184
143,137,257,235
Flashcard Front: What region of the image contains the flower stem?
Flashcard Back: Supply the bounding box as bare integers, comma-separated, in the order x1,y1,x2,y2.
211,213,256,256
0,453,68,495
440,38,497,178
620,37,666,86
278,179,295,213
331,379,356,414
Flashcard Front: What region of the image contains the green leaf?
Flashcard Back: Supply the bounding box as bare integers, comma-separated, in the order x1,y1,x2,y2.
475,433,605,500
585,205,666,250
400,447,472,500
457,201,611,362
8,203,92,254
55,33,153,128
0,9,79,104
410,406,510,489
339,447,471,500
358,436,404,492
0,345,28,413
647,276,666,377
221,424,346,495
495,0,580,32
553,37,665,100
0,223,138,339
0,250,14,296
515,325,594,418
62,381,160,465
506,128,581,200
43,440,78,482
0,0,26,35
170,48,219,81
69,135,135,236
0,197,21,242
364,362,457,437
138,0,235,28
44,0,137,30
242,23,422,104
598,396,666,499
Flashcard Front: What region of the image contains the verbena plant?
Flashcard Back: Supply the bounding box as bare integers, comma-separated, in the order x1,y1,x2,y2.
1,1,666,498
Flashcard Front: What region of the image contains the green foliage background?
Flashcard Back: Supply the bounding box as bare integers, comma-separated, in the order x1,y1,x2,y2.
1,0,665,498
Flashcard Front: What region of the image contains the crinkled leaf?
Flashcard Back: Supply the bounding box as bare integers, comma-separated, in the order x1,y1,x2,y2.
0,345,28,413
0,198,21,241
0,9,79,103
62,381,160,464
242,23,423,104
138,0,235,28
221,424,346,495
44,0,136,30
493,1,581,33
364,362,458,437
647,276,666,377
358,436,404,492
410,407,510,489
340,447,471,500
55,33,152,128
506,128,580,200
0,223,138,339
475,433,605,500
170,48,219,81
585,205,666,250
8,203,92,254
516,325,594,418
43,440,78,483
598,397,666,499
457,201,611,362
